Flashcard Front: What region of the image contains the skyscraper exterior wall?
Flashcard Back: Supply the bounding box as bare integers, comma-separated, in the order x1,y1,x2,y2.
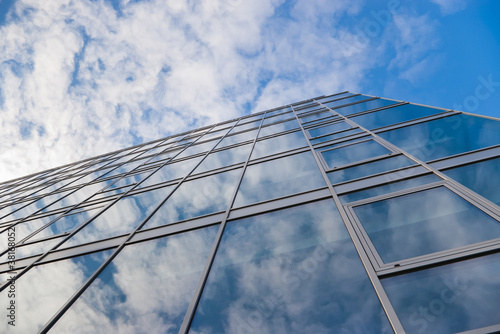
0,91,499,333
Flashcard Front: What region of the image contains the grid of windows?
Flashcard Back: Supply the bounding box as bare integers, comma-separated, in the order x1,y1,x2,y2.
0,92,500,333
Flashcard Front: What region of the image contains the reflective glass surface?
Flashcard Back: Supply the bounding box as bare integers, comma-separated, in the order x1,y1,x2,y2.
321,140,391,168
217,129,258,148
351,103,442,129
315,92,352,102
190,200,391,333
259,119,299,137
251,131,307,160
335,98,398,116
176,139,219,159
323,95,369,109
378,114,500,161
442,157,500,206
262,112,295,125
340,174,441,203
50,226,219,334
353,186,500,263
138,157,202,188
383,252,500,333
0,249,113,333
234,151,325,207
308,121,351,138
193,144,252,174
300,110,332,123
60,186,173,248
327,155,415,184
143,169,241,228
310,128,363,145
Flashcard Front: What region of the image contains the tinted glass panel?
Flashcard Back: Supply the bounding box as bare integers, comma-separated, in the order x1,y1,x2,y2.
262,112,295,125
234,151,325,207
321,140,391,168
251,131,307,160
353,186,500,263
143,169,241,228
310,128,363,145
351,104,442,129
323,95,369,109
335,98,398,116
50,226,219,334
190,200,391,333
0,249,113,333
300,110,332,123
379,114,500,161
259,119,299,137
327,155,415,184
442,157,500,206
383,252,500,333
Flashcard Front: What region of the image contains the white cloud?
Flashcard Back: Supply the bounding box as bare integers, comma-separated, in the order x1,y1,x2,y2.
429,0,467,15
0,0,386,182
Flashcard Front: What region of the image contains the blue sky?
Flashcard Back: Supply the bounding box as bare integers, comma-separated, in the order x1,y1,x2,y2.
0,0,498,181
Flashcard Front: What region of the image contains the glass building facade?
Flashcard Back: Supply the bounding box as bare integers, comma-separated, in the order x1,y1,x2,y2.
0,91,500,333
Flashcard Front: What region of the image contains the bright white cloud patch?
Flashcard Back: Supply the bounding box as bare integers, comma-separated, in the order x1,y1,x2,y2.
0,0,445,182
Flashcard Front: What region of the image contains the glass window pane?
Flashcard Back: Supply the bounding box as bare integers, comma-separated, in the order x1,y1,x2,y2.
259,119,299,137
300,110,332,123
49,226,219,334
251,131,307,160
218,129,258,148
323,95,369,109
234,151,325,207
190,200,392,333
143,169,241,228
138,157,203,188
60,186,173,248
262,112,295,125
194,144,252,174
383,252,500,333
351,104,442,129
378,114,500,161
0,249,113,333
335,98,398,116
353,186,500,263
340,174,441,203
327,155,415,184
442,157,500,206
310,128,363,145
308,121,352,138
315,92,352,102
321,140,391,168
176,140,218,159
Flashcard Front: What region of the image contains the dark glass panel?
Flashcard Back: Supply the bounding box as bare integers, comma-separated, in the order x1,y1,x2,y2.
234,151,325,207
308,121,351,138
351,104,442,129
59,186,173,248
0,249,113,333
383,252,500,333
354,186,500,263
49,226,219,334
143,169,241,228
321,140,391,168
334,98,398,116
251,131,307,160
378,114,500,161
190,200,392,333
442,157,500,206
327,155,415,184
340,174,441,203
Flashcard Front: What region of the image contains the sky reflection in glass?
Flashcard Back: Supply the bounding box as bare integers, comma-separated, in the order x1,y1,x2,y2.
335,98,398,116
251,131,307,160
383,252,500,333
50,226,219,334
193,144,252,174
321,140,391,168
190,200,391,334
354,186,500,263
234,151,325,207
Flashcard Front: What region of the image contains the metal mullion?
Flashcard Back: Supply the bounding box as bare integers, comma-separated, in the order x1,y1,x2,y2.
178,111,267,334
290,104,405,333
38,120,243,333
